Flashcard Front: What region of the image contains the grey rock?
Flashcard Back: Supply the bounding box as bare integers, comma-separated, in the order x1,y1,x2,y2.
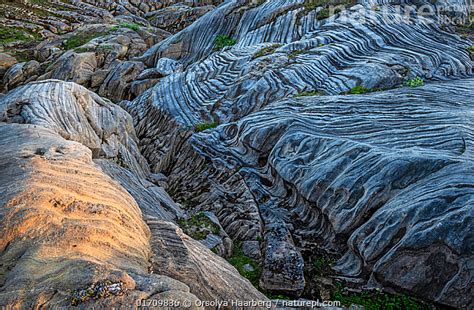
39,51,98,86
242,241,262,260
3,61,40,91
187,78,474,308
137,68,165,80
98,60,145,101
0,78,268,308
0,122,199,308
0,80,149,178
125,1,474,300
260,223,306,295
130,78,160,97
146,3,216,33
155,57,182,76
0,53,17,80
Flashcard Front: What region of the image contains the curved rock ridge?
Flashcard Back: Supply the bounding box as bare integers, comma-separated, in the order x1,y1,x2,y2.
168,78,474,308
119,0,473,303
0,1,224,94
0,80,268,307
0,79,149,178
142,0,471,66
0,123,200,308
0,0,221,36
147,219,268,302
81,0,221,19
127,0,473,174
0,1,472,308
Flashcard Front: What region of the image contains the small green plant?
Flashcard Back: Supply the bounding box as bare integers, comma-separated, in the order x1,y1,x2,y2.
227,243,261,287
11,50,34,62
116,155,129,169
316,8,330,20
303,0,323,11
265,293,292,300
118,22,141,31
288,50,304,59
467,45,474,57
331,284,428,310
214,35,237,50
253,44,281,58
295,90,326,97
64,30,110,50
348,85,371,94
99,44,113,50
404,76,424,88
74,47,94,53
194,122,218,132
312,257,333,276
178,212,220,240
74,44,113,53
0,26,31,45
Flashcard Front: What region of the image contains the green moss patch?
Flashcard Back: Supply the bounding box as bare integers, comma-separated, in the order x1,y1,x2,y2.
227,243,261,287
404,76,424,88
214,35,237,50
311,256,334,276
178,212,220,240
110,22,141,32
331,284,428,310
63,30,111,50
288,50,305,59
347,85,372,94
316,8,330,20
0,26,32,45
253,44,281,59
295,90,326,97
194,122,218,132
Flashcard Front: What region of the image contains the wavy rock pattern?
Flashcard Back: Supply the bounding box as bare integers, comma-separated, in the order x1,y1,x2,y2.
0,80,267,307
0,123,199,308
0,0,472,308
124,1,473,305
0,80,149,178
148,219,267,302
128,0,473,173
186,79,474,307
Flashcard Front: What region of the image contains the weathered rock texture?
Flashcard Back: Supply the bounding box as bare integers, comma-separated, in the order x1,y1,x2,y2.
130,0,473,173
0,123,198,308
0,80,267,307
0,0,224,94
1,0,473,308
122,0,473,307
0,80,149,177
186,79,474,307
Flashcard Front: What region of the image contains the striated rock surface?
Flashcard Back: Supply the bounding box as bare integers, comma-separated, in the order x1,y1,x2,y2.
129,0,473,174
122,0,473,307
0,80,149,177
1,0,473,309
0,80,268,308
0,123,198,308
184,78,474,307
0,0,223,94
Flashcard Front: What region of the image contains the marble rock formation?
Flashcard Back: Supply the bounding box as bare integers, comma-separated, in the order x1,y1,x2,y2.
0,80,267,308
